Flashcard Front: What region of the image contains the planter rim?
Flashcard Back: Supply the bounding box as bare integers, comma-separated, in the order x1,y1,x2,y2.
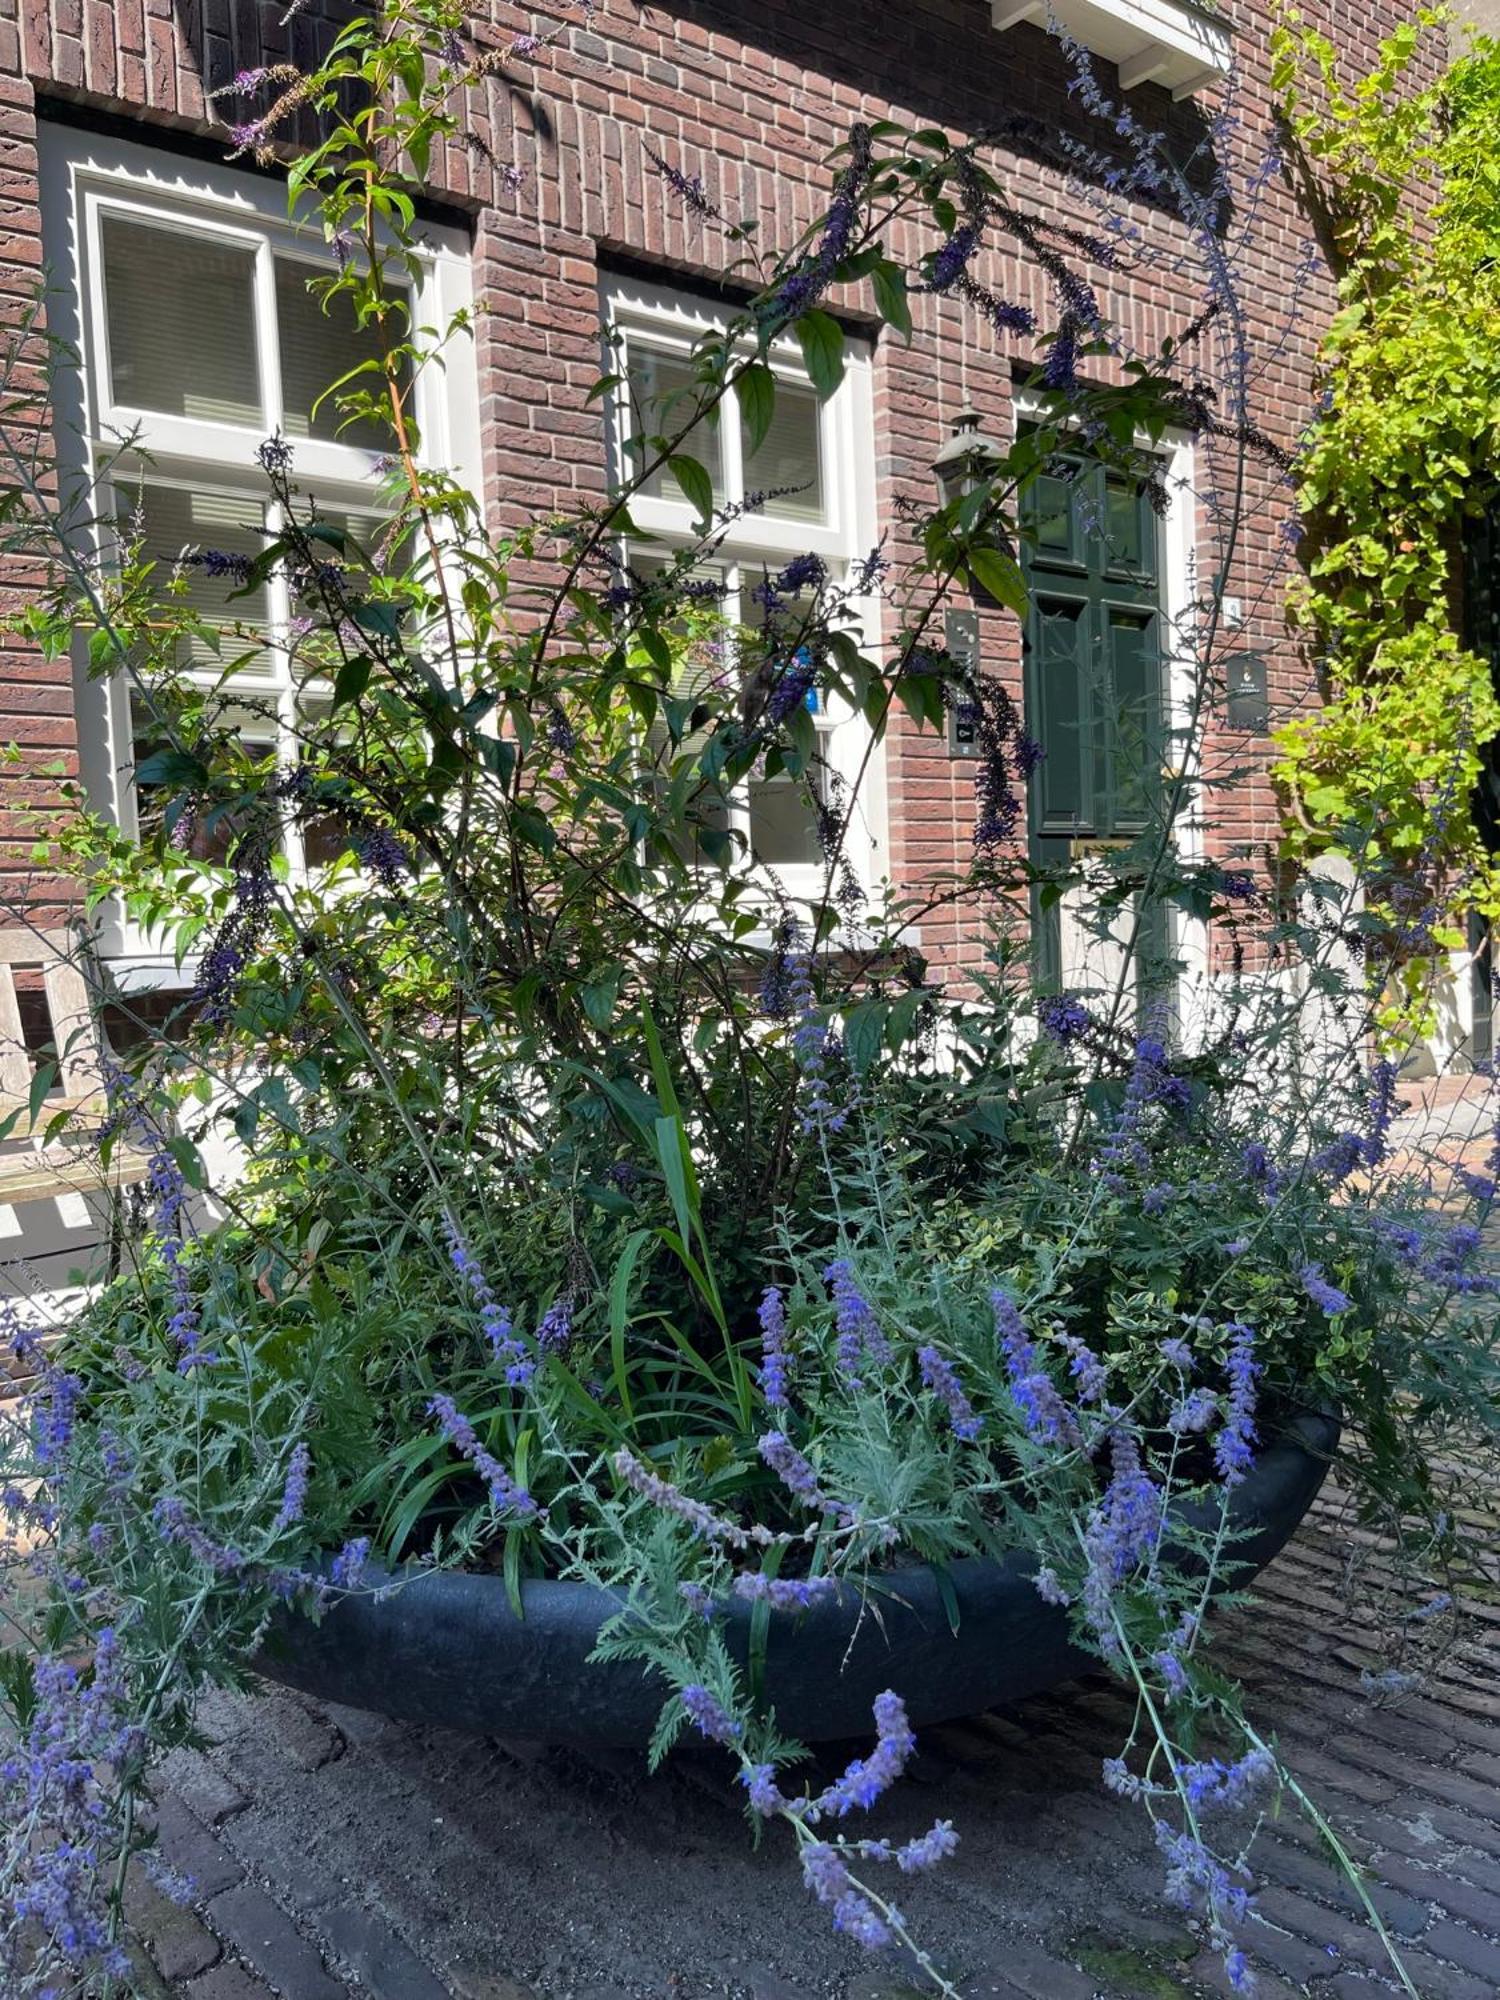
256,1403,1339,1745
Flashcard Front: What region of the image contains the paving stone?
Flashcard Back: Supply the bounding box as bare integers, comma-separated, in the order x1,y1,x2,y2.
317,1903,451,2000
1185,1950,1304,2000
214,1807,350,1913
441,1971,538,2000
1358,1948,1496,2000
966,1938,1097,1999
269,1699,346,1772
1254,1838,1431,1940
157,1747,251,1826
1365,1847,1500,1932
185,1967,278,2000
152,1795,245,1900
205,1880,348,2000
1416,1919,1500,1982
124,1872,223,1983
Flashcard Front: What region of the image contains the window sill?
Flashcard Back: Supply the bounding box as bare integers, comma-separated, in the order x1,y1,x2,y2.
992,0,1230,98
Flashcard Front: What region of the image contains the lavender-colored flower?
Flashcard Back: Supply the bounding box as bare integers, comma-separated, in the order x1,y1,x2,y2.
1299,1263,1352,1317
535,1296,573,1353
757,1429,857,1532
1014,731,1045,776
1216,868,1257,901
1160,1335,1193,1371
355,825,408,887
192,548,255,583
790,954,847,1134
763,126,873,325
330,1537,370,1589
824,1259,891,1384
1179,1746,1276,1811
1058,1333,1108,1404
273,1442,311,1531
759,1285,792,1409
767,652,817,724
1213,1323,1259,1487
917,1344,982,1441
809,1689,916,1823
257,434,293,476
154,1496,246,1575
681,1683,742,1744
741,1762,789,1815
1169,1386,1218,1436
642,141,719,220
446,1223,535,1386
1310,1131,1365,1185
428,1394,538,1519
1151,1646,1191,1699
896,1820,959,1871
1080,1431,1163,1649
1,1629,143,1984
1038,992,1090,1045
993,1289,1079,1446
955,272,1037,339
615,1446,761,1547
733,1571,838,1610
1033,1565,1071,1607
926,221,981,292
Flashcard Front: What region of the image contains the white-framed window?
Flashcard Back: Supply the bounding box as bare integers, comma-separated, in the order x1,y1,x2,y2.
600,273,884,903
37,122,478,977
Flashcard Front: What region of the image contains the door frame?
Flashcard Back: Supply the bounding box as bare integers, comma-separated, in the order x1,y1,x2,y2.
1013,396,1202,1016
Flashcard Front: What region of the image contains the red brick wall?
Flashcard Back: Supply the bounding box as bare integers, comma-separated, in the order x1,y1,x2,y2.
0,0,1430,975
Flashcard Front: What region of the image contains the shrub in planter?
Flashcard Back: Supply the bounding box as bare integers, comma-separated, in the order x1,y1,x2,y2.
0,7,1494,1996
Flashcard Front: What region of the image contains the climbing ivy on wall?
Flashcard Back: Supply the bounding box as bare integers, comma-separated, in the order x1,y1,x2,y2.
1271,9,1500,977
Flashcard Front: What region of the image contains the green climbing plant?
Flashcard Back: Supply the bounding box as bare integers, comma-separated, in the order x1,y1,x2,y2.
1271,8,1500,1000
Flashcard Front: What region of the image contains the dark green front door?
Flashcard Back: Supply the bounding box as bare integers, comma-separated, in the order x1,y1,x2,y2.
1020,451,1168,992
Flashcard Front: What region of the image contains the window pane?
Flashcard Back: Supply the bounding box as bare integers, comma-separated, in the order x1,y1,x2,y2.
131,699,276,861
627,347,725,505
276,260,409,451
101,213,260,426
128,484,270,677
742,379,823,522
749,768,823,866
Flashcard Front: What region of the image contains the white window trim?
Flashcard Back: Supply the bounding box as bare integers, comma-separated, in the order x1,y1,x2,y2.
992,0,1230,99
38,122,479,982
600,272,886,907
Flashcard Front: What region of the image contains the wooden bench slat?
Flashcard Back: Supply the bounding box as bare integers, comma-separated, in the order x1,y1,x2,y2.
0,1148,153,1205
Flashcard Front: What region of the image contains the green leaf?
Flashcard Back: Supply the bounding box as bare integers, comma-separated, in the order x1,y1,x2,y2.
737,362,777,455
871,259,912,340
793,309,846,397
668,454,715,525
609,1230,652,1427
331,652,373,713
135,750,208,791
581,968,622,1029
967,545,1029,616
842,999,887,1075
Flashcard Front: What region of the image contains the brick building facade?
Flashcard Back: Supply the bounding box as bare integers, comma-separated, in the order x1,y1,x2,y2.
0,0,1421,995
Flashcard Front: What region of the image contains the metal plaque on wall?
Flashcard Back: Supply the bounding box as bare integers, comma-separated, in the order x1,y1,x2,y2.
1224,651,1269,733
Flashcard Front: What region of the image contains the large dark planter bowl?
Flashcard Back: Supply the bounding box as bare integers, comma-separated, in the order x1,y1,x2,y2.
256,1406,1338,1746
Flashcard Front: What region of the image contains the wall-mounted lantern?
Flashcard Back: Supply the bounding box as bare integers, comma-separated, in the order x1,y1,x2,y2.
932,406,1003,505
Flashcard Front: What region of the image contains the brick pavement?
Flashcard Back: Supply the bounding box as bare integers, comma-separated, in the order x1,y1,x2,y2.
123,1468,1500,2000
